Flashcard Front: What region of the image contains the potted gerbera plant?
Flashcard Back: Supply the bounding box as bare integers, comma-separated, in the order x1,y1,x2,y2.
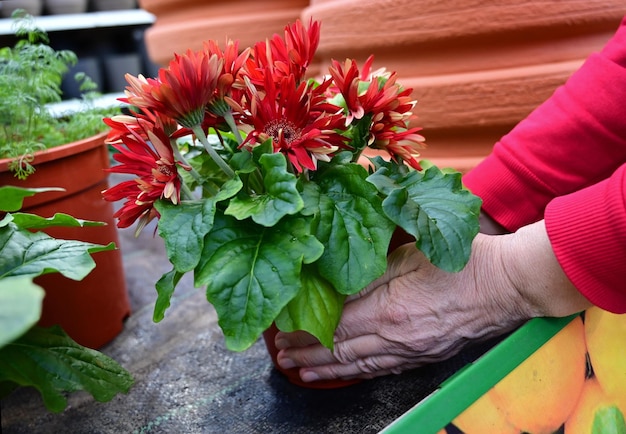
102,19,481,383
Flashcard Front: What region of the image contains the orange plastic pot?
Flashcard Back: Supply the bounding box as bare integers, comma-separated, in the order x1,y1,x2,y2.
0,133,131,349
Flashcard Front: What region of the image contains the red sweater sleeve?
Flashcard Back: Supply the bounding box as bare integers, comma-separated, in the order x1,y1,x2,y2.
463,17,626,312
545,166,626,312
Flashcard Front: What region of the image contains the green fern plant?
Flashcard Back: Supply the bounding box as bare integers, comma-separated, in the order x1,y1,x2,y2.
0,10,120,179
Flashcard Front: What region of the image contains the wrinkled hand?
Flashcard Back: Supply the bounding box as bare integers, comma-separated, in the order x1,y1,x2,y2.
275,234,533,382
275,220,590,382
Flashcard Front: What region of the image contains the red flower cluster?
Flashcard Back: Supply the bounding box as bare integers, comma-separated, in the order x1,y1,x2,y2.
103,19,425,230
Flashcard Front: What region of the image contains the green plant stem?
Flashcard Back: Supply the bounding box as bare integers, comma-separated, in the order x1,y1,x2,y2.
170,140,218,197
213,129,234,156
192,125,235,178
180,182,195,201
223,111,243,145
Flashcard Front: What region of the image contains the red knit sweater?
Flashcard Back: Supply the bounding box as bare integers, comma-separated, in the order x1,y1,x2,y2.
463,17,626,313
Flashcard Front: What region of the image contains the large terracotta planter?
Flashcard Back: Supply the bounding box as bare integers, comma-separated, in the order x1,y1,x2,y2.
138,0,310,66
303,0,626,173
0,133,131,349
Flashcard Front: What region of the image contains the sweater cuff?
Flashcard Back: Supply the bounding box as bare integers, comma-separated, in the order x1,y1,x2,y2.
545,165,626,313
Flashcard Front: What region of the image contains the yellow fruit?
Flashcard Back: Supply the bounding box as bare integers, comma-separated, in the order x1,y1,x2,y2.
585,306,626,414
452,392,518,434
564,377,621,434
490,316,586,434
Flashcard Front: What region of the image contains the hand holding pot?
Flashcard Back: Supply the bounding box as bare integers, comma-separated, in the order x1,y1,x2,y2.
275,220,592,382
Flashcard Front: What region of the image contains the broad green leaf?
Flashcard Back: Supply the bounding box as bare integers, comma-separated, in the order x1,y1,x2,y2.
10,212,105,230
156,199,219,273
0,223,115,280
313,160,395,294
153,268,184,323
368,160,481,272
229,149,256,173
156,175,242,273
0,325,133,413
0,276,44,348
0,186,63,212
251,138,274,163
275,265,345,349
592,405,626,434
195,212,324,351
225,152,304,227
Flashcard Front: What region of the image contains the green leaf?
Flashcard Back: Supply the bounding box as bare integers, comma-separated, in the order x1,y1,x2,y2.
225,152,304,227
10,212,106,230
0,325,133,413
275,265,345,349
0,223,115,280
368,159,481,272
195,212,324,351
592,405,626,434
0,276,44,348
156,199,218,273
153,269,184,323
156,176,242,273
0,186,63,212
312,160,396,294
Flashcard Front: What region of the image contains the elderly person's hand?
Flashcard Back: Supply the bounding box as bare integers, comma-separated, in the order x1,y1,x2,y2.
274,220,591,382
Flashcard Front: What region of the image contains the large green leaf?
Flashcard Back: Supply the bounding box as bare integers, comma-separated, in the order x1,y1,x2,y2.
0,276,44,348
195,212,324,351
275,265,345,349
0,325,134,413
312,159,395,295
155,176,243,273
368,159,481,272
0,186,63,212
225,152,304,227
0,222,115,280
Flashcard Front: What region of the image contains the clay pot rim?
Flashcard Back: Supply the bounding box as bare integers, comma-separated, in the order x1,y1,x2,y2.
0,131,108,173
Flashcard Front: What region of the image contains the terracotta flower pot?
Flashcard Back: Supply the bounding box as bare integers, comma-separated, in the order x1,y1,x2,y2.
303,0,626,173
0,133,131,349
138,0,310,66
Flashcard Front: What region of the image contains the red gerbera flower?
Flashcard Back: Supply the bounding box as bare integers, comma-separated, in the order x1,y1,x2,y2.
203,39,251,101
104,108,179,144
244,19,320,88
122,49,224,129
370,118,425,170
237,71,348,172
103,123,188,233
328,56,425,169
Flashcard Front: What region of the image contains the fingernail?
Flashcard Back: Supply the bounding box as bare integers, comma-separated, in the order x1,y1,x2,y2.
301,371,320,382
277,356,296,370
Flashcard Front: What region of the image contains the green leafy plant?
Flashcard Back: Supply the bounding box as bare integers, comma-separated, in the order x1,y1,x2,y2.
0,186,134,412
0,10,120,179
